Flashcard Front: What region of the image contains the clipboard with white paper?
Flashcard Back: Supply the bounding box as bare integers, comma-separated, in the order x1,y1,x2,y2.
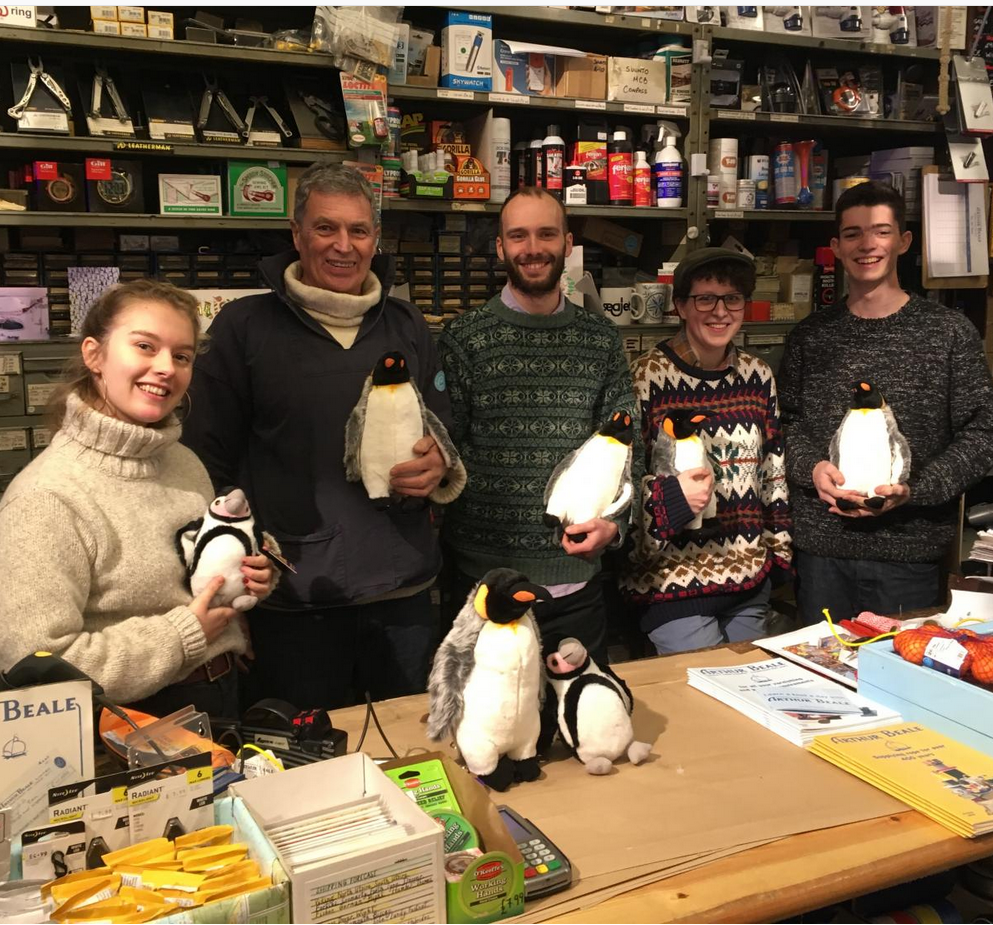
923,170,988,279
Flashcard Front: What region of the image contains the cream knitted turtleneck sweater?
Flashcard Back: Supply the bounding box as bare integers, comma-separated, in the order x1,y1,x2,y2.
284,261,382,348
0,393,247,703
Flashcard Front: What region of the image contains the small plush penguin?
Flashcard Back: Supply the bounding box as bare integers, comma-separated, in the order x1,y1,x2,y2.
344,351,466,509
545,638,651,775
176,487,263,611
427,568,550,792
543,410,634,544
651,411,718,535
829,380,911,510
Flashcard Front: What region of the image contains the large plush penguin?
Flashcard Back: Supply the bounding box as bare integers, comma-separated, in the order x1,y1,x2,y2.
545,638,651,775
651,410,718,534
427,568,550,792
176,488,263,611
829,380,911,510
543,410,634,544
344,351,466,508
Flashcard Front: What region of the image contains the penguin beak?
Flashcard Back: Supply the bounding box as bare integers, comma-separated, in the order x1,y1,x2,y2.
513,582,552,603
663,418,675,439
223,489,249,517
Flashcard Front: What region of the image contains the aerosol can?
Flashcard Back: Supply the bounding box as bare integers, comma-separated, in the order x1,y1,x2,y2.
652,121,683,209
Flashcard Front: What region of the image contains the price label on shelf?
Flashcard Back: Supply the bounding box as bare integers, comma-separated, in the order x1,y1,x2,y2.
623,102,655,114
489,93,530,105
575,99,607,110
0,429,27,451
718,110,756,121
771,113,799,123
715,210,744,219
0,376,9,394
452,201,487,212
438,89,475,101
0,355,20,375
657,105,688,117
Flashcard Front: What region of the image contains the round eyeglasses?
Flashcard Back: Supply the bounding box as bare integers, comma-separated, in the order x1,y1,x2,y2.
686,292,747,313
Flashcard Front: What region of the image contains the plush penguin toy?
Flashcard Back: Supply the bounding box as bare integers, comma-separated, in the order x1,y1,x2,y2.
543,410,634,544
545,638,652,775
651,410,718,536
829,380,911,510
344,351,466,509
176,487,263,611
427,568,550,792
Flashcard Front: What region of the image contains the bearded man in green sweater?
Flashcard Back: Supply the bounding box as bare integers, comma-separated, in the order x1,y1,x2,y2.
438,187,639,665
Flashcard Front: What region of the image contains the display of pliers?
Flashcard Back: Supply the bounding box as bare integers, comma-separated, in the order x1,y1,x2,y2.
89,65,130,122
299,91,342,142
244,95,293,139
197,74,248,138
8,56,72,120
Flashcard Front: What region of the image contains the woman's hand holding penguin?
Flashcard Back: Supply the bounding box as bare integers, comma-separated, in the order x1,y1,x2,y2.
389,435,447,497
813,461,910,517
241,552,274,600
188,576,239,643
562,518,619,560
676,467,714,514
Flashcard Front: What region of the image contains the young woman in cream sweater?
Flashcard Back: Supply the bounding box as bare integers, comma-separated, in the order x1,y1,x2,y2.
0,280,274,717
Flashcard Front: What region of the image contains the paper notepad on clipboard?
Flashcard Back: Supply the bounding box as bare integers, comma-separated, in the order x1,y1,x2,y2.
922,169,988,280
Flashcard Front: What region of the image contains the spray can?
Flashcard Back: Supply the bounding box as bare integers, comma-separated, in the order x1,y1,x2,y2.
708,137,738,207
489,117,512,203
526,136,544,187
607,130,633,205
773,140,796,207
814,246,835,312
542,124,566,199
654,127,684,208
748,153,770,210
512,141,528,190
633,150,651,206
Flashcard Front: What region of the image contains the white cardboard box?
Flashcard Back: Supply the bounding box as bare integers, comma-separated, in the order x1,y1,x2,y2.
607,56,667,105
232,754,445,925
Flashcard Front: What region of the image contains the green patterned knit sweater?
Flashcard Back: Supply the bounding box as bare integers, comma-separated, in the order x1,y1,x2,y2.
437,296,640,585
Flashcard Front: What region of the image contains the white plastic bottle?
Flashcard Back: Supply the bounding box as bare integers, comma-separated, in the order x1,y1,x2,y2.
633,150,651,206
654,129,684,209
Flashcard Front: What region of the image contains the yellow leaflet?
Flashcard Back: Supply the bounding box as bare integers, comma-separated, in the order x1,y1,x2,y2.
100,838,171,868
51,882,122,920
138,869,207,892
53,898,137,923
202,859,260,882
194,876,273,904
43,868,114,901
179,844,248,872
173,824,233,850
49,875,120,908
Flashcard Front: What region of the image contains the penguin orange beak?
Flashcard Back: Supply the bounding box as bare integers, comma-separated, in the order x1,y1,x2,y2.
513,590,535,603
663,418,675,439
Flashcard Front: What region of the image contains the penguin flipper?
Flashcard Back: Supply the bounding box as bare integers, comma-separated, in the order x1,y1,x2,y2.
175,518,203,568
650,437,678,477
343,374,373,483
426,603,484,741
828,418,844,469
418,396,468,504
544,446,581,519
884,407,912,484
601,479,633,519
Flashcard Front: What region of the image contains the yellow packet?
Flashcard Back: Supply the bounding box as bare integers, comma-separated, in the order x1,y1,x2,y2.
174,825,233,849
119,885,171,910
53,897,137,923
138,869,207,893
131,904,181,924
202,858,260,882
194,875,272,905
157,888,205,909
43,868,116,902
179,844,248,872
100,838,172,868
49,874,120,908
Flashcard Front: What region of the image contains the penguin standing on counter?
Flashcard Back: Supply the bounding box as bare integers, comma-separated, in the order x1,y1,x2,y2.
427,568,551,792
543,410,634,544
651,411,718,536
829,380,911,510
344,351,466,509
177,487,262,611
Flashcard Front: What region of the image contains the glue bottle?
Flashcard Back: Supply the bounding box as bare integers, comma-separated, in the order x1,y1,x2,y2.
633,150,651,206
542,124,566,199
607,130,633,205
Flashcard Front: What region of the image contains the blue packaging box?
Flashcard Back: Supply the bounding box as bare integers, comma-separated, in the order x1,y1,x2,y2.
492,40,556,96
858,621,993,757
440,11,492,91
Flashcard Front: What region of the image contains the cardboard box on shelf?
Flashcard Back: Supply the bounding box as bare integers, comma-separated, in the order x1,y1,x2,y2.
92,18,120,34
90,4,118,21
120,21,146,36
579,216,643,258
492,40,556,96
406,45,441,89
440,11,493,92
147,23,173,39
146,9,173,28
607,56,667,106
117,6,145,23
555,53,607,101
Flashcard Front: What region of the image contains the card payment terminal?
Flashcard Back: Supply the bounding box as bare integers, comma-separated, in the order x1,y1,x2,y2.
497,805,572,899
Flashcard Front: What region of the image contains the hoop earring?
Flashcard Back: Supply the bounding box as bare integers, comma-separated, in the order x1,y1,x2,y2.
179,390,193,421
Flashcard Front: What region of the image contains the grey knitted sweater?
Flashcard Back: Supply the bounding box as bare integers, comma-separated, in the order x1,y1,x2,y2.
778,294,993,563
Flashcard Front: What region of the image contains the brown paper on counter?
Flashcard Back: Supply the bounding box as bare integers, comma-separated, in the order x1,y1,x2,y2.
333,647,907,913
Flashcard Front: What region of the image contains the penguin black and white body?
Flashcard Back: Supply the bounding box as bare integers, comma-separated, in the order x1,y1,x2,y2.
543,410,634,544
650,411,717,533
427,568,550,792
545,638,651,775
829,380,911,510
176,487,262,611
344,351,466,509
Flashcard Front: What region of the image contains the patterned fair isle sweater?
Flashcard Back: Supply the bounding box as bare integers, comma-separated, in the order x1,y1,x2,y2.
437,296,640,586
620,335,793,629
778,293,993,563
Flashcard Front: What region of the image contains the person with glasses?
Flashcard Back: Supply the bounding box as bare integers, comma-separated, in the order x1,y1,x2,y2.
620,248,792,654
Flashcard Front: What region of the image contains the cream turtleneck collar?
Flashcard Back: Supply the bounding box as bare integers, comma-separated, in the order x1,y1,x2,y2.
283,261,382,348
54,392,182,479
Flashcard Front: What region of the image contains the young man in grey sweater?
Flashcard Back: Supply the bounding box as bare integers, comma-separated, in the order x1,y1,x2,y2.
779,181,993,624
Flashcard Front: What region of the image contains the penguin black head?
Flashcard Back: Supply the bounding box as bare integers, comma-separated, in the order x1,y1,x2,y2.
372,351,411,386
209,487,250,520
472,568,551,625
598,410,634,445
662,411,708,441
850,380,884,410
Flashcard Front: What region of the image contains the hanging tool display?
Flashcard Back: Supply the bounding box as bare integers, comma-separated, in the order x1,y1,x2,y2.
197,75,249,138
89,65,130,122
8,56,72,120
244,95,294,140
